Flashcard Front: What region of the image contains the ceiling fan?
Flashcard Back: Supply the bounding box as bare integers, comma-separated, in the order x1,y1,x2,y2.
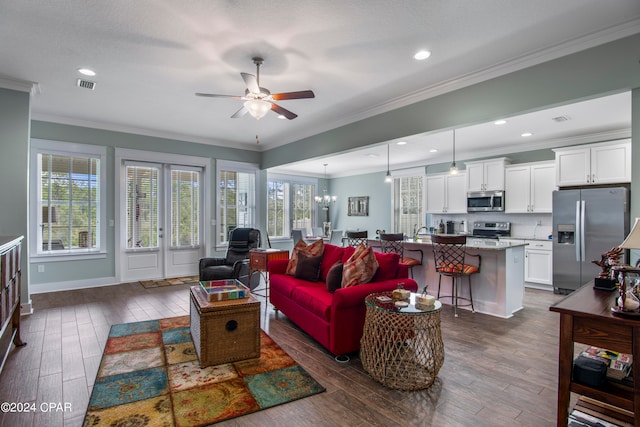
195,57,315,120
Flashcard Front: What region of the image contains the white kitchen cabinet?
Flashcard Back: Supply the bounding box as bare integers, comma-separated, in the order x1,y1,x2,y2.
553,139,631,187
505,161,556,213
465,158,510,191
524,240,553,288
426,172,466,213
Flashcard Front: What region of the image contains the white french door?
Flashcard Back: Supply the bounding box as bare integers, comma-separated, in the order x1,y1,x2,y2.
119,159,204,281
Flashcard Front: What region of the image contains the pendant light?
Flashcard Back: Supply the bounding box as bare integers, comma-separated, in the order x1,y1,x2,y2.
385,144,392,183
449,129,458,175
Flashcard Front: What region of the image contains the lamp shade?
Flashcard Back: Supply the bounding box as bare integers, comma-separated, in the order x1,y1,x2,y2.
244,99,271,120
619,217,640,249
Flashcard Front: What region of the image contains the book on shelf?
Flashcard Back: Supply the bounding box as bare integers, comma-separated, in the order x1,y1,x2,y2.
199,279,249,302
579,346,632,381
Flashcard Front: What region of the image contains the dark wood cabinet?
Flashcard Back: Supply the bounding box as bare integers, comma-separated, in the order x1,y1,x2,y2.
550,282,639,426
0,236,25,372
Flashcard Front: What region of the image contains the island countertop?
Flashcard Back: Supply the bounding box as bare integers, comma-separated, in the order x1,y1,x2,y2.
368,237,528,250
368,236,526,318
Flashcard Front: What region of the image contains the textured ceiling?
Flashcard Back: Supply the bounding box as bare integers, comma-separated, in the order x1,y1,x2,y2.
1,0,638,173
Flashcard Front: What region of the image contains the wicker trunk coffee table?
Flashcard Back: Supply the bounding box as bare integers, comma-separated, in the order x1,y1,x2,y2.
189,285,261,367
360,292,444,390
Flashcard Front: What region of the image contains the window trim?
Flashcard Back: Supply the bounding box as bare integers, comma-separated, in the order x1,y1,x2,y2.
266,173,319,240
391,171,426,238
216,160,259,249
30,139,108,260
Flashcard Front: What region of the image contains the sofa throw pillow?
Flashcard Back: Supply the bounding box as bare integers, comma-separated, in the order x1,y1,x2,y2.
286,239,324,275
326,261,344,293
294,252,323,282
341,244,378,287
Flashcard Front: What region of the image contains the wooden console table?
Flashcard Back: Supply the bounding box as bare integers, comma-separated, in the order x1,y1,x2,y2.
549,282,640,426
0,236,26,373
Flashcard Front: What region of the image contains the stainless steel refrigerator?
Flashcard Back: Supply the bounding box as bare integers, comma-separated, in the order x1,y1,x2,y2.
552,187,629,294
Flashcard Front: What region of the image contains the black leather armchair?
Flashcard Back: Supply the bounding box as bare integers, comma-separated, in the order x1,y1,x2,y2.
199,228,261,289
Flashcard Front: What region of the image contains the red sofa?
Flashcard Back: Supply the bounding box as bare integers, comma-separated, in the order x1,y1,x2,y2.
268,243,418,357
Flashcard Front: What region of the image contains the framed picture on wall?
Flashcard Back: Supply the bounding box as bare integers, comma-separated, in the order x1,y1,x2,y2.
348,196,369,216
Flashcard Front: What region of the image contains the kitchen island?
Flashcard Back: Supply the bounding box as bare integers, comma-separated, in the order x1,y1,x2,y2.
369,238,527,318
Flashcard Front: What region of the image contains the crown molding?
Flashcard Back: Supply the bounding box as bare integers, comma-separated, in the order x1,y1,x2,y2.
0,77,38,94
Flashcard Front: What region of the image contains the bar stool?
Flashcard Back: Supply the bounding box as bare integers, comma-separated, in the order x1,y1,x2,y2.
379,233,423,278
346,230,368,247
431,235,481,317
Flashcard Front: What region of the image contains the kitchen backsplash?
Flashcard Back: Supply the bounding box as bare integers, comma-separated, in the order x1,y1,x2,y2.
429,212,552,240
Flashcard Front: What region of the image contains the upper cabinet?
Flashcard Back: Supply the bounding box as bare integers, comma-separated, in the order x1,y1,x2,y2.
465,158,510,192
505,161,556,213
426,172,467,214
553,139,631,187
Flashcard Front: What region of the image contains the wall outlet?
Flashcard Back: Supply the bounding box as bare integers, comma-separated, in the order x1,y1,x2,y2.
536,220,542,226
37,264,45,272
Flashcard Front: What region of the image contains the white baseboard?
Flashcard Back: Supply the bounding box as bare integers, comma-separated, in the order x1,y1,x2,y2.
29,276,120,294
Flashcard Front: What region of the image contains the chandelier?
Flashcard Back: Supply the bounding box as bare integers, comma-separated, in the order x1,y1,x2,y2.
315,164,337,208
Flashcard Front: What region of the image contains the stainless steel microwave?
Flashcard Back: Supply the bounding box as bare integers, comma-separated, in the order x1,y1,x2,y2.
467,190,505,212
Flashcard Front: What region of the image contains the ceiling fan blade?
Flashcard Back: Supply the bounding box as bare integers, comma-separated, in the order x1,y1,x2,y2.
231,106,249,118
241,72,260,94
271,90,315,101
271,103,298,120
195,93,242,99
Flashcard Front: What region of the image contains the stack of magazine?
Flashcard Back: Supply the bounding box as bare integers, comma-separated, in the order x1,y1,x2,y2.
579,346,632,385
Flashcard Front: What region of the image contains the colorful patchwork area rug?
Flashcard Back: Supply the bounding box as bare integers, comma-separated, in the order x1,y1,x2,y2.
139,276,199,289
84,316,325,426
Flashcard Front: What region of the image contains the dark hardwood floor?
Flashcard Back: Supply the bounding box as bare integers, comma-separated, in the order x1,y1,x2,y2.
0,282,566,427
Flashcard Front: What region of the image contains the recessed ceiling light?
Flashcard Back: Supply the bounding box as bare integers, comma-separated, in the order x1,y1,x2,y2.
521,132,533,137
78,68,96,77
413,50,431,60
494,119,507,125
367,153,378,158
429,149,438,153
397,141,407,145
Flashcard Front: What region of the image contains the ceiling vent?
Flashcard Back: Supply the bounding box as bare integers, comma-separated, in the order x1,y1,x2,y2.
552,115,569,122
76,78,96,90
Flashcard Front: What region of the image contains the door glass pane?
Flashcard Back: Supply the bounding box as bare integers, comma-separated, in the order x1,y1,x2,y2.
171,168,200,247
126,165,159,248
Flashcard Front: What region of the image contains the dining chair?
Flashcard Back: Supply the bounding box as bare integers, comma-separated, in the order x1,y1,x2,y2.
291,229,304,245
431,234,481,317
329,229,344,246
346,230,368,247
379,233,423,278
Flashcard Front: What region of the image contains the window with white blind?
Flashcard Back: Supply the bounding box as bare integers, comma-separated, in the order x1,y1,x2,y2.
392,174,425,237
170,167,201,248
217,161,257,245
267,175,316,239
30,139,107,257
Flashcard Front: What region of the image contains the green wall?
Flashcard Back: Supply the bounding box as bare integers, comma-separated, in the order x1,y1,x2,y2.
28,121,260,289
262,33,640,169
0,88,30,305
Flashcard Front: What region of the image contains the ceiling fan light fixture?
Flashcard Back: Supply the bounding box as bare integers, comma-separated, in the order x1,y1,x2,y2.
244,99,271,120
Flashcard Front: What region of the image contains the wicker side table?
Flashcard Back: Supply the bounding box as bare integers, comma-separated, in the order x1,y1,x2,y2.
189,286,261,367
360,292,444,390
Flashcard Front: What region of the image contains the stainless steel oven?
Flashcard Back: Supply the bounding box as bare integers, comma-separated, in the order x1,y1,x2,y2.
467,190,505,212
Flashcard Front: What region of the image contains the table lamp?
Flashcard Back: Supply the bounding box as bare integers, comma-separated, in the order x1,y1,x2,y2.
616,218,640,310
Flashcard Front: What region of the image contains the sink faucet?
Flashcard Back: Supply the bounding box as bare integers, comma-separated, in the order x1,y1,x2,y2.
414,226,429,240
